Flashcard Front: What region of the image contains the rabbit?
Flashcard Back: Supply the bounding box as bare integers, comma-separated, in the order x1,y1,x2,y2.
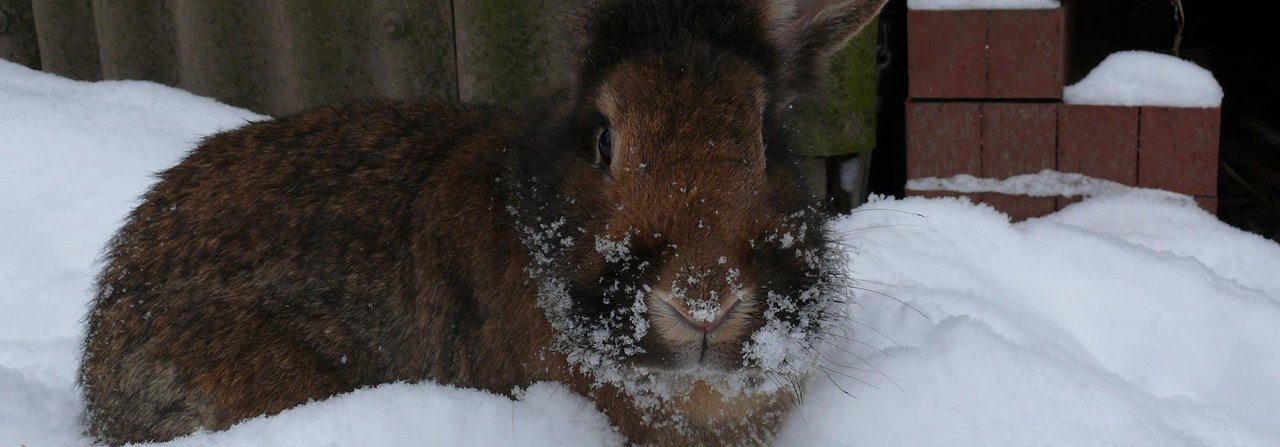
78,0,887,445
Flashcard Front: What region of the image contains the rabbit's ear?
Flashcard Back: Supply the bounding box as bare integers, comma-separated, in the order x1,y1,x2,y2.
777,0,888,103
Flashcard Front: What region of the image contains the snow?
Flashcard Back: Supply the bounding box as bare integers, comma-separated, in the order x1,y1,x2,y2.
908,0,1059,11
5,59,1280,446
156,383,621,447
1064,51,1224,108
907,169,1184,199
838,156,860,194
784,194,1280,445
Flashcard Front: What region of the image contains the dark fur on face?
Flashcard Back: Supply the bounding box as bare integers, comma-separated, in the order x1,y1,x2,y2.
511,0,858,379
79,0,887,445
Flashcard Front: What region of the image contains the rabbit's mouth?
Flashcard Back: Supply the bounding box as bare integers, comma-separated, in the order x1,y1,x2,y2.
644,289,759,372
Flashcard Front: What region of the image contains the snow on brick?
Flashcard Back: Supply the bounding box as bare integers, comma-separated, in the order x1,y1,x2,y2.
1064,51,1224,108
905,169,1199,202
908,0,1059,10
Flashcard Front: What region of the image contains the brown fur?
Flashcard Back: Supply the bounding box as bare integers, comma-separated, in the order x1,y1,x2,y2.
79,0,887,445
81,103,566,442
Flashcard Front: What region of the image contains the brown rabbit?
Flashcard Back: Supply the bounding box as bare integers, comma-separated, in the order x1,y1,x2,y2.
79,0,887,444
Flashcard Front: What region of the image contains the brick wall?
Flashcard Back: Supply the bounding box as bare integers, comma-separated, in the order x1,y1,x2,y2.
904,4,1220,220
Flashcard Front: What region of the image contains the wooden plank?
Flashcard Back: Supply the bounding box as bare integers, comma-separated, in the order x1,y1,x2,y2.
267,0,381,112
91,0,177,84
265,0,455,111
453,0,570,103
170,0,284,114
366,0,457,102
0,0,42,69
30,0,100,80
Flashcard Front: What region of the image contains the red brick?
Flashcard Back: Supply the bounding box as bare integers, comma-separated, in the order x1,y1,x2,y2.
1058,105,1139,184
1056,196,1084,211
982,193,1057,221
982,103,1057,178
1195,196,1218,214
906,101,982,179
988,9,1064,99
1138,107,1221,196
907,10,986,98
906,189,979,202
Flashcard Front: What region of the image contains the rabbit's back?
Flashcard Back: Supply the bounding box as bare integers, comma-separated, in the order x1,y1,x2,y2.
80,100,558,444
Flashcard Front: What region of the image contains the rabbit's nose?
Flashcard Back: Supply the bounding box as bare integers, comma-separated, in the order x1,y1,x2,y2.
652,289,743,336
676,295,742,334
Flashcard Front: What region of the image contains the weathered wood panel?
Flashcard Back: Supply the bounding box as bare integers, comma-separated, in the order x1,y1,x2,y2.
453,0,570,104
169,0,283,113
365,0,457,102
30,0,99,80
91,0,176,84
0,0,41,68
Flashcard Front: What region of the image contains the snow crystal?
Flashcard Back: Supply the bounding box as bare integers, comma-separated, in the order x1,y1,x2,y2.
779,232,796,249
593,234,632,263
908,0,1059,11
1064,51,1223,108
686,300,721,324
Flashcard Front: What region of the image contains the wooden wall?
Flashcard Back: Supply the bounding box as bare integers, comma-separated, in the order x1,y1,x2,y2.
0,0,877,161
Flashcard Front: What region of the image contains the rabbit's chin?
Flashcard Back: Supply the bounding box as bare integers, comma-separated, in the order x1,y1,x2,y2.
623,335,761,376
603,363,789,400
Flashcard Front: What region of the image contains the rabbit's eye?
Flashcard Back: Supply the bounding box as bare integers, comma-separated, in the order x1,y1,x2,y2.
597,127,613,166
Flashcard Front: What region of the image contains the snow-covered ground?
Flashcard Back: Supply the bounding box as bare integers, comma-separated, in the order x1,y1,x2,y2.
4,59,1280,446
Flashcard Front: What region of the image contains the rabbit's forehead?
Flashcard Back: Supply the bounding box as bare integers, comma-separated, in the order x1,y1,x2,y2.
595,57,768,143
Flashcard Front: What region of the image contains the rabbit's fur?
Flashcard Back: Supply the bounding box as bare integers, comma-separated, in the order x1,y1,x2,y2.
79,0,887,444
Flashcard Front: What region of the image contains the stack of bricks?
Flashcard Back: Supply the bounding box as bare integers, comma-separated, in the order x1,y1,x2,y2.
904,4,1221,220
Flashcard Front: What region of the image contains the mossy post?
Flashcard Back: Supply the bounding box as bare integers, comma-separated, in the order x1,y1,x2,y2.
0,0,42,69
29,0,100,80
453,0,570,104
789,17,879,209
91,0,177,84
